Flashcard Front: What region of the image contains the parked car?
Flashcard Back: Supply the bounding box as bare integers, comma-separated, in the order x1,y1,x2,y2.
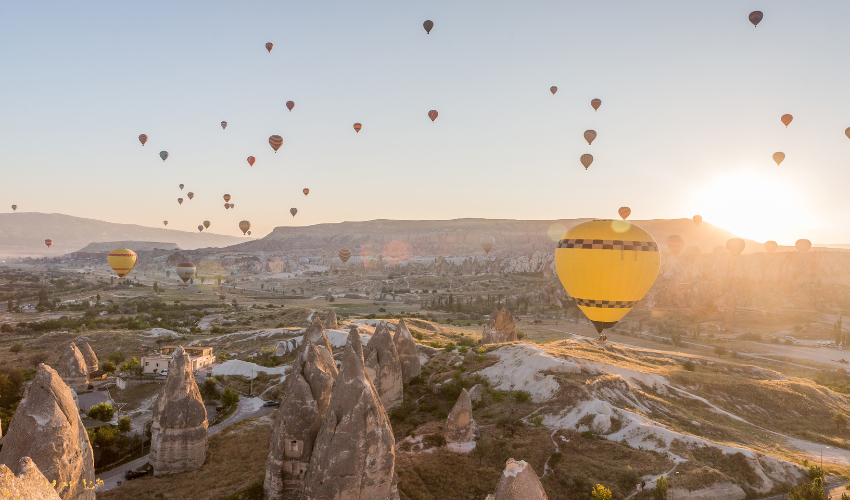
125,465,152,481
262,400,280,407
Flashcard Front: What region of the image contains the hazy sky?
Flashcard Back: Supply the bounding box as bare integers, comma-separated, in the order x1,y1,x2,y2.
2,1,850,244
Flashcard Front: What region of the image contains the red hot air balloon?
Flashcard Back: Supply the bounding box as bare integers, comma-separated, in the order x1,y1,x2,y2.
247,156,255,166
286,101,295,111
591,98,602,111
139,134,148,146
781,114,793,127
265,42,274,52
423,20,434,34
428,110,439,122
303,188,309,196
618,207,631,220
749,11,763,27
666,235,685,255
550,86,557,95
353,123,362,133
44,239,53,248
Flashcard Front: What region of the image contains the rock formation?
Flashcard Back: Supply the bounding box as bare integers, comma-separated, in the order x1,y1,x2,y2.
149,346,208,475
468,384,483,405
265,341,338,500
363,323,403,411
392,319,421,383
76,343,98,374
57,344,88,391
303,327,397,500
0,364,96,500
444,388,476,451
482,308,518,345
324,309,338,329
0,457,63,500
299,317,335,367
485,459,548,500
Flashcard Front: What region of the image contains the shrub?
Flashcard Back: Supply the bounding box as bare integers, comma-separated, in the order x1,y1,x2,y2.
477,347,487,354
222,387,240,407
517,331,526,340
682,360,696,372
412,331,424,341
444,342,456,352
580,430,595,439
714,346,728,357
513,390,531,403
101,361,116,373
423,434,446,448
202,377,220,400
591,484,612,500
528,415,544,426
9,343,23,353
117,416,132,433
87,402,115,422
654,476,668,500
458,336,477,347
458,346,469,355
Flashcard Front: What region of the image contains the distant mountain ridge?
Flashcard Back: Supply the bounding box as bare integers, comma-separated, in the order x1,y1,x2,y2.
75,241,180,253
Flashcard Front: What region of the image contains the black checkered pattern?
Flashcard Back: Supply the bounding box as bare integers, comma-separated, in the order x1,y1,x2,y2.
573,298,638,309
557,239,658,252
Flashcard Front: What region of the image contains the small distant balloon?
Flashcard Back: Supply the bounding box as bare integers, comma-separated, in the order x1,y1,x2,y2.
666,235,684,255
286,101,295,111
773,152,785,165
795,239,812,252
423,20,434,34
480,236,495,254
178,198,184,205
618,207,631,220
726,238,746,257
339,249,351,263
269,135,283,152
303,188,310,196
247,156,255,167
693,215,702,225
781,114,792,127
224,203,230,209
11,205,16,212
428,110,439,122
203,220,210,229
290,208,298,217
764,241,778,253
591,98,601,111
353,123,362,133
584,130,597,145
139,134,148,146
187,192,194,200
198,225,204,232
749,11,763,27
580,154,593,170
239,220,251,235
44,239,53,248
221,121,227,130
247,231,251,236
223,194,231,202
179,184,184,190
265,42,273,53
550,86,557,95
163,220,168,226
160,151,168,161
845,127,850,140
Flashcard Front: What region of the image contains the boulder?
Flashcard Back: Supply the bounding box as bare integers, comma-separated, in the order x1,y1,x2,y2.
486,459,548,500
0,457,62,500
444,388,476,450
0,364,96,500
482,308,517,345
363,323,404,411
392,319,421,383
303,327,396,500
300,317,335,368
149,346,208,475
76,343,98,374
57,344,88,391
265,341,338,500
468,384,483,405
324,310,338,329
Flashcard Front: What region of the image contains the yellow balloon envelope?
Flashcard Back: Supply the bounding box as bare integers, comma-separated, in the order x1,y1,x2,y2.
108,248,138,278
555,220,660,333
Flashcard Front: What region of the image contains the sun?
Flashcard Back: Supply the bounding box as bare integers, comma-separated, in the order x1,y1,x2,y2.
688,169,815,244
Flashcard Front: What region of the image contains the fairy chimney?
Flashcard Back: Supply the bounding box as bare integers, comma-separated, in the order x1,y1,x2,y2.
444,388,476,449
0,364,96,500
392,319,421,383
0,457,63,500
303,327,397,500
324,310,338,329
57,344,88,391
481,308,517,345
486,459,548,500
363,323,403,411
299,317,335,368
77,343,98,374
149,346,208,475
264,341,338,500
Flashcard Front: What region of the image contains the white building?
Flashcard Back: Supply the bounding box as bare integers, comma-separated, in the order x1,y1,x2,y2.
141,345,214,374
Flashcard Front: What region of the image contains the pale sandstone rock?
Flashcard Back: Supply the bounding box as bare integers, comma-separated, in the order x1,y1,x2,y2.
264,341,338,500
363,323,403,411
0,457,63,500
488,459,547,500
481,308,518,345
76,343,98,374
57,344,88,391
149,346,208,475
300,317,335,368
444,388,476,450
0,364,96,500
468,384,483,404
392,319,421,383
324,310,338,329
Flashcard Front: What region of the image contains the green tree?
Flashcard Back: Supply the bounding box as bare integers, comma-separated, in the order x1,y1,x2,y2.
201,378,220,400
591,484,612,500
107,351,125,364
787,476,828,500
714,346,728,357
88,426,118,447
221,387,239,408
102,361,116,373
87,402,115,422
654,475,668,500
120,357,140,371
152,282,159,293
96,293,101,303
117,416,132,433
833,412,848,432
9,343,23,353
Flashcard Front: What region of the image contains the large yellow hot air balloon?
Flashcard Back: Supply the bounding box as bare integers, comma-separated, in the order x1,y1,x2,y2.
580,154,593,170
239,220,251,235
339,248,351,263
764,241,778,253
618,207,630,220
726,238,745,257
480,236,495,254
773,152,785,165
795,239,812,252
554,220,660,333
108,248,138,278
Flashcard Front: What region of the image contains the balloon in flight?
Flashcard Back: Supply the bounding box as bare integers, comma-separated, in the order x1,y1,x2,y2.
286,101,294,111
203,220,210,229
224,203,230,209
480,236,495,254
247,156,255,167
176,262,196,283
591,99,601,111
198,225,204,232
781,114,793,127
580,154,593,170
749,11,763,27
221,121,227,130
187,192,194,200
163,221,168,226
773,152,785,165
107,248,138,278
303,188,309,196
223,194,231,202
845,127,850,140
269,135,283,152
423,20,434,34
618,207,631,220
290,208,298,217
764,241,778,253
160,151,168,161
177,198,183,205
693,215,702,225
339,248,351,263
44,239,53,248
795,239,812,252
179,184,184,190
550,86,557,95
726,238,746,257
353,123,362,133
428,110,439,122
584,130,597,145
239,220,251,235
666,235,684,255
139,134,147,146
265,42,273,53
247,231,251,236
554,220,660,333
11,205,16,212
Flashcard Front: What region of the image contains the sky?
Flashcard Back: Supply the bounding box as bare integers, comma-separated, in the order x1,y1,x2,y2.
1,1,850,244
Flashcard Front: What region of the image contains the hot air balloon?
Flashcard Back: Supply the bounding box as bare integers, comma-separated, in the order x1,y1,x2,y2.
269,135,283,152
198,225,204,232
179,184,184,190
591,99,601,111
726,238,746,257
666,235,685,255
107,248,138,278
223,194,231,202
265,42,273,53
299,257,309,264
423,20,434,34
693,215,702,225
480,236,495,254
203,220,210,229
781,114,793,127
773,152,785,165
239,220,251,235
139,134,148,146
224,203,230,209
846,128,850,140
221,121,227,130
428,110,439,122
795,239,812,252
618,207,631,220
339,248,351,263
11,205,16,211
580,154,593,170
247,231,251,236
749,11,763,27
247,156,255,167
160,151,168,161
187,192,194,200
303,188,309,196
290,208,298,217
554,220,660,333
764,241,778,253
584,130,597,145
353,123,362,133
178,198,183,205
44,239,53,248
176,262,196,283
550,86,557,95
286,101,295,111
163,221,168,226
